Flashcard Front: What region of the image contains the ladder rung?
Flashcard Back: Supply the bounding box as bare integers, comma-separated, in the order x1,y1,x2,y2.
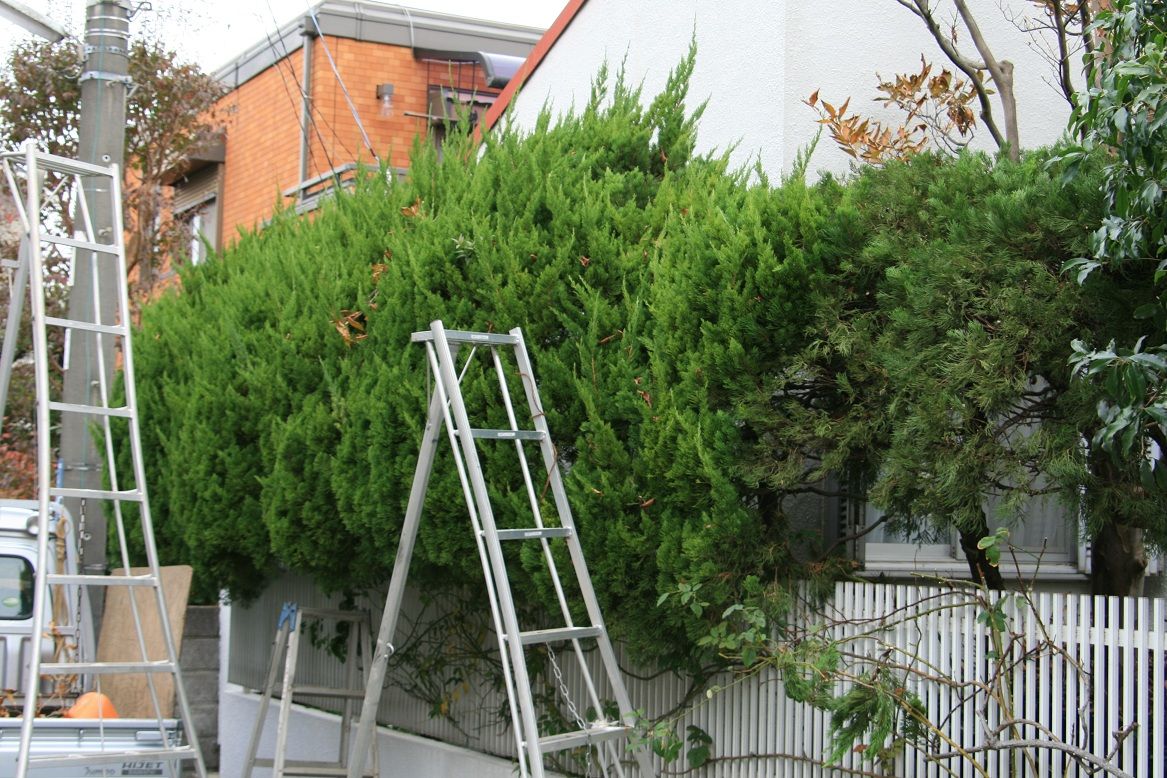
49,487,143,502
284,764,352,776
42,233,119,255
468,428,544,441
495,527,572,541
252,761,371,777
12,149,117,178
511,626,603,646
40,660,176,675
46,573,157,587
48,400,132,418
292,685,366,698
297,607,366,622
28,747,196,767
411,329,519,346
538,724,631,753
44,316,128,336
1,258,18,269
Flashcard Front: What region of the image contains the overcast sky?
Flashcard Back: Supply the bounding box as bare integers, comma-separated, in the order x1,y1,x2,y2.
2,0,558,72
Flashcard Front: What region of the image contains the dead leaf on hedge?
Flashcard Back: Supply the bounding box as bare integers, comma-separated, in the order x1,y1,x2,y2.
401,197,422,218
333,309,368,346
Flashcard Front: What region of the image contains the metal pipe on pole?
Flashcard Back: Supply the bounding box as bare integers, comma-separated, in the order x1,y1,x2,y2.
0,0,68,41
58,1,131,620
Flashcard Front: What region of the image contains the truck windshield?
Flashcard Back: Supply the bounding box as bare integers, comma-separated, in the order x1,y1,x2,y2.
0,556,33,619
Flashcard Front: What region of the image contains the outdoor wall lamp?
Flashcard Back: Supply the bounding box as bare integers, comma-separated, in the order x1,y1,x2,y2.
376,83,395,117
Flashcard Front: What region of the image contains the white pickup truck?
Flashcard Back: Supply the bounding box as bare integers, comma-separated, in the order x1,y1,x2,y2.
0,501,184,777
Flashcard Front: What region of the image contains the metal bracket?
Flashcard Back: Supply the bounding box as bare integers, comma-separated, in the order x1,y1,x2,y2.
79,71,132,85
84,44,127,57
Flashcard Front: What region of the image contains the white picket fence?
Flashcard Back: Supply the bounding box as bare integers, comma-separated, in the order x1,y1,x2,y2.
722,583,1167,778
228,578,1167,777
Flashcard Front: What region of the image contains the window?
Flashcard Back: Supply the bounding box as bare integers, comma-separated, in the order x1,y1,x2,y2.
848,492,1085,579
176,199,218,266
171,165,220,266
0,556,33,620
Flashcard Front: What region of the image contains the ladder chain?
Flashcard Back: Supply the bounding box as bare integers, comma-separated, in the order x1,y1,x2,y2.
548,644,609,778
547,643,587,731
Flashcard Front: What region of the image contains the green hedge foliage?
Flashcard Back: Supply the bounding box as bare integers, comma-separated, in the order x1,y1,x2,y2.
130,52,1136,667
131,54,830,667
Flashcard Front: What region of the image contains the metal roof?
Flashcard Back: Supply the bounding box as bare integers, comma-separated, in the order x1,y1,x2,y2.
214,1,544,90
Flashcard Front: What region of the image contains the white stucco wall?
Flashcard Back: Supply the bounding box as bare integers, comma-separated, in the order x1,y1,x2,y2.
506,0,1075,179
219,684,532,778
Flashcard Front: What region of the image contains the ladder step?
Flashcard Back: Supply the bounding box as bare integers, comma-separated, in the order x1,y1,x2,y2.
46,573,157,587
292,685,366,699
12,148,117,177
41,660,176,675
1,258,18,269
253,761,373,776
538,724,632,753
297,607,367,622
42,233,119,255
467,427,544,441
44,316,128,336
511,626,603,646
495,527,572,541
49,487,143,502
411,328,520,346
28,747,196,767
48,400,133,418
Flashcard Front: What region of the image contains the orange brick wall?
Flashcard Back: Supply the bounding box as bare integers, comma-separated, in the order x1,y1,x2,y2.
217,37,492,245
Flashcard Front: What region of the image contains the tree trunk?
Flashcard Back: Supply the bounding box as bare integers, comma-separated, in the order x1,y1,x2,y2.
1091,522,1147,596
958,517,1005,590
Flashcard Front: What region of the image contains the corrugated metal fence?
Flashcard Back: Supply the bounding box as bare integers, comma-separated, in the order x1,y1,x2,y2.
229,576,1166,777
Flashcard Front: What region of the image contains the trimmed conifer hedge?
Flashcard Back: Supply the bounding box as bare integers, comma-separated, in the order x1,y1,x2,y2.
129,53,831,666
128,50,1125,668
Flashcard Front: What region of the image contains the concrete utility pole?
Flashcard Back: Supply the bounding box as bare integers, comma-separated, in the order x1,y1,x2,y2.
59,1,131,604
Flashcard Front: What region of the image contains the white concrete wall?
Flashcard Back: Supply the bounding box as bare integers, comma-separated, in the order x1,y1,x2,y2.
507,0,1075,179
217,599,541,777
219,684,526,778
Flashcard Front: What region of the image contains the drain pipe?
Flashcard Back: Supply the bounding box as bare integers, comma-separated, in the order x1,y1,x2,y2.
298,17,318,199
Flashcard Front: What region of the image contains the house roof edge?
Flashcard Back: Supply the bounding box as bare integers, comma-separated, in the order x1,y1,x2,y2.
480,0,590,134
214,1,544,92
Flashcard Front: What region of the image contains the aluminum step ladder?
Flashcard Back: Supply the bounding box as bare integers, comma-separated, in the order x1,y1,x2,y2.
244,603,379,777
0,143,206,777
347,320,656,778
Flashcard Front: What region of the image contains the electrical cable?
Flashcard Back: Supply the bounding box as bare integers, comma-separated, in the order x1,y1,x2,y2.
260,1,346,179
306,6,379,163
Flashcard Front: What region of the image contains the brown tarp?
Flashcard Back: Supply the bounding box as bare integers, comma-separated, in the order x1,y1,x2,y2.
95,565,192,717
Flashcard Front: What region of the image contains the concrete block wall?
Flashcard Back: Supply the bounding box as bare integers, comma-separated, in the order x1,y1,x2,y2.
181,604,221,770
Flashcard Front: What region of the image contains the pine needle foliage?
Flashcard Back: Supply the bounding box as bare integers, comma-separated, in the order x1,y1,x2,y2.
743,149,1163,584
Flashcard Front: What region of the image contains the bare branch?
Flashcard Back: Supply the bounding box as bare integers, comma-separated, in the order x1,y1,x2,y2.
953,0,1020,158
899,0,1010,153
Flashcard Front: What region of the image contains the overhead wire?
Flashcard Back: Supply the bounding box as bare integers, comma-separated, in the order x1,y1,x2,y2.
260,0,350,178
305,6,379,163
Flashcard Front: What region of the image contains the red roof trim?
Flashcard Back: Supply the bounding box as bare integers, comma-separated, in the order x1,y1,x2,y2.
480,0,590,133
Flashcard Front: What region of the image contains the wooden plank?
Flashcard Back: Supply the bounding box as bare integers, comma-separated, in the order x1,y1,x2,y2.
95,565,192,717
